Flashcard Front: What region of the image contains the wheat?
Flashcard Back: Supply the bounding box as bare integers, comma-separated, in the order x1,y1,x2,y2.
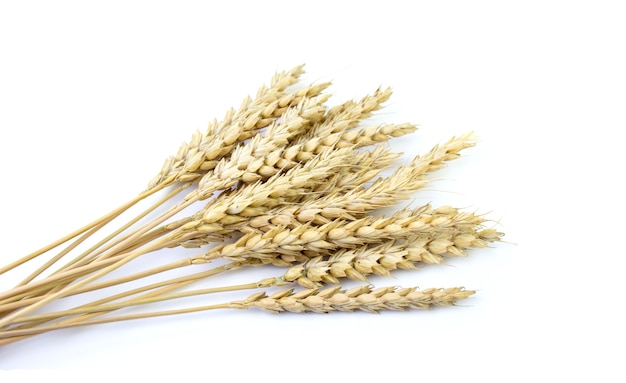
249,285,475,313
298,87,393,140
225,88,406,183
281,228,502,287
174,134,474,237
191,95,330,198
234,134,477,229
0,66,503,346
173,147,402,248
142,135,479,253
148,65,308,189
0,285,474,341
195,204,491,263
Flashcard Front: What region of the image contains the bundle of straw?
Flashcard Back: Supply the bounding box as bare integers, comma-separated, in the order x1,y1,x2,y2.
0,65,502,346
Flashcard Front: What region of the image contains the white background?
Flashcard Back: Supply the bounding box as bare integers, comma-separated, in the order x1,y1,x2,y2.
1,0,624,380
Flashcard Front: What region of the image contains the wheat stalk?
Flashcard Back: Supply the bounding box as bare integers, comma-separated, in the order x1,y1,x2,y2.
0,285,474,341
0,66,503,345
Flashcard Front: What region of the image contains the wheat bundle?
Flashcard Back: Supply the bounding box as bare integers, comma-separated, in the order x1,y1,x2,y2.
0,65,502,346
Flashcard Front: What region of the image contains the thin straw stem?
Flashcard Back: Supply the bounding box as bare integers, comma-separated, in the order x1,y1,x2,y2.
0,263,244,343
15,222,107,287
0,190,155,276
16,279,265,324
0,194,199,309
0,258,195,313
0,233,178,329
0,302,234,340
54,183,190,274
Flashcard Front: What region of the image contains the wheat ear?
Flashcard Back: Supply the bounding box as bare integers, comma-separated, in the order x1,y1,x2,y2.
147,64,310,189
250,285,475,313
281,229,502,287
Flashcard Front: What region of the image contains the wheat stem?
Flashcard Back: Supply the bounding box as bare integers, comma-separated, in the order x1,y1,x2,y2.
13,277,266,325
57,183,191,274
3,262,242,335
0,232,183,329
0,187,160,276
0,303,234,340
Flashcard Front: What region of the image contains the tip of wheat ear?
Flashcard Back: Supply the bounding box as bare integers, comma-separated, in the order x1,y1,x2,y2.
245,286,475,313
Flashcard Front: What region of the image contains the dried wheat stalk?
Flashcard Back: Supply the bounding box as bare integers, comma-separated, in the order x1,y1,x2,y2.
0,65,503,346
0,285,474,341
